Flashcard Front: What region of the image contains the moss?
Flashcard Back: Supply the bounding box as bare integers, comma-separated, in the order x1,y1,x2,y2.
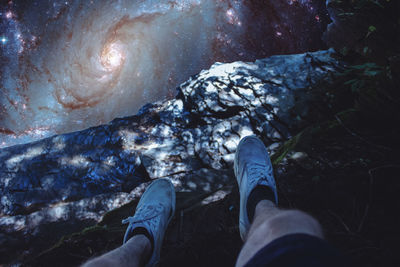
271,109,359,165
32,224,107,262
271,131,304,165
80,224,106,235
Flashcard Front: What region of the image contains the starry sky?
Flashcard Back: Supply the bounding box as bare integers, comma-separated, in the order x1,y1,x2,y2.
0,0,328,148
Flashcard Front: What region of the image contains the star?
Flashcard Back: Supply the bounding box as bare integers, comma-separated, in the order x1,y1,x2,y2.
5,11,13,19
1,37,7,44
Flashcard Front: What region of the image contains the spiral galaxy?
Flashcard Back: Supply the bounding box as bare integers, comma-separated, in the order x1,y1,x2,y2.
0,0,328,148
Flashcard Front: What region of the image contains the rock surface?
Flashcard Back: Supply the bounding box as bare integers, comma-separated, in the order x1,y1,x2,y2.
0,49,342,263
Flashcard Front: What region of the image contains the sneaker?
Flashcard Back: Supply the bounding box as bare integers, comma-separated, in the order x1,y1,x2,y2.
234,135,278,240
122,178,176,267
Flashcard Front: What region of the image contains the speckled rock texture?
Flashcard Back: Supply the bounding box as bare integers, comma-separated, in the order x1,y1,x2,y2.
0,49,342,261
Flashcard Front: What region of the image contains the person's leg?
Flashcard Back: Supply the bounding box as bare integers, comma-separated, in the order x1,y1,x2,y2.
234,136,326,267
236,199,323,267
83,234,151,267
82,178,175,267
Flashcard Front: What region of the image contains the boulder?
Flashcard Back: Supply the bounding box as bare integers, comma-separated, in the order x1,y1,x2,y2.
0,49,342,263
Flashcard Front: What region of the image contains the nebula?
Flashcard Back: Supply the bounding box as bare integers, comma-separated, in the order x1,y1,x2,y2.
0,0,328,148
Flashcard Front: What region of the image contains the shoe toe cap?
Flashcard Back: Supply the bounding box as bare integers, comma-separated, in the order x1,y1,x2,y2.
237,136,269,165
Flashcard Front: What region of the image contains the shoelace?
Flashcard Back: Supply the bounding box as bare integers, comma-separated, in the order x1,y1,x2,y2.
122,204,164,225
246,162,272,183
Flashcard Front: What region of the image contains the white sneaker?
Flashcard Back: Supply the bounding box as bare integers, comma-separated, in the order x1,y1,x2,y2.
122,178,176,267
234,136,278,240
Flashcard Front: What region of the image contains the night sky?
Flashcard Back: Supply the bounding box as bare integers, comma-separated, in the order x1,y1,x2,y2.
0,0,328,148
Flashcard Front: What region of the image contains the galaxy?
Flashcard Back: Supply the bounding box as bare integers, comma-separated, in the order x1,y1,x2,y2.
0,0,328,148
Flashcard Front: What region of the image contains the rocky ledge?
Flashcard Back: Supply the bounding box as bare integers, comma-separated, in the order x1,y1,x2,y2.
0,49,343,263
